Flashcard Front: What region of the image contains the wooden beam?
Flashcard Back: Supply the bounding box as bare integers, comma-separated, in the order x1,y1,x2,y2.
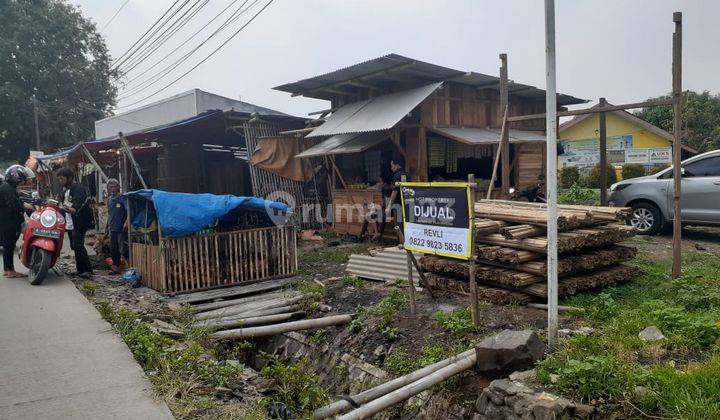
506,98,675,122
291,61,416,97
79,143,109,183
499,54,510,196
672,12,683,278
487,105,509,199
599,97,608,205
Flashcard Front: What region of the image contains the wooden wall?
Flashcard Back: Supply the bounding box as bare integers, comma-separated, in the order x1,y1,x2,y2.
419,82,546,131
515,142,545,188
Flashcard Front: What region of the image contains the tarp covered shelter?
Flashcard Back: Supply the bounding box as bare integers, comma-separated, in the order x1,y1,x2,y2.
122,189,289,238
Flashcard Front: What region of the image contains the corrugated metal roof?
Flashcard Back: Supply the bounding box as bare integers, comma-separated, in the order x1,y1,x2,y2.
346,247,421,283
428,127,547,144
297,131,389,158
274,53,587,106
306,82,442,138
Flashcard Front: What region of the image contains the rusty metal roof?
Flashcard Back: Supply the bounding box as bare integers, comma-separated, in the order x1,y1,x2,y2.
274,53,587,106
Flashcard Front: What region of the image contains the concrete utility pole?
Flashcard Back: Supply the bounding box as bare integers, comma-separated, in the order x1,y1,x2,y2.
671,12,683,278
32,94,40,150
599,97,608,205
544,0,559,350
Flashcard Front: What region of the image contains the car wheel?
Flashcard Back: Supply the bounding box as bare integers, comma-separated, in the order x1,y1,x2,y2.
630,202,662,235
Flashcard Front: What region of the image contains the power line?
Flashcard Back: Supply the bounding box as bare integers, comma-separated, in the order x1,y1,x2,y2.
100,0,131,33
114,0,194,70
120,0,244,87
111,0,187,70
117,0,256,99
117,0,274,109
119,0,209,74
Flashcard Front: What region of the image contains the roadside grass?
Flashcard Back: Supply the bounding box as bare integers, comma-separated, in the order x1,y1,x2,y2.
259,353,329,415
536,252,720,418
97,303,245,419
350,287,407,336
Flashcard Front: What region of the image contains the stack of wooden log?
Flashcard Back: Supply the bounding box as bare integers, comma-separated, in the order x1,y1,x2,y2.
420,200,640,304
167,279,352,340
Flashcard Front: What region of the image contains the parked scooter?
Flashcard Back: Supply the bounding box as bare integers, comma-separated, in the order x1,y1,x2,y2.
20,195,66,285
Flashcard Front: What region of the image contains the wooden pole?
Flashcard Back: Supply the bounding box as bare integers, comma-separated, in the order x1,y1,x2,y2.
671,12,683,278
118,132,147,189
499,54,510,196
487,105,509,199
80,144,109,183
395,226,435,299
399,174,417,316
544,0,560,351
505,98,675,122
468,174,479,326
336,352,477,420
314,349,476,419
599,97,608,205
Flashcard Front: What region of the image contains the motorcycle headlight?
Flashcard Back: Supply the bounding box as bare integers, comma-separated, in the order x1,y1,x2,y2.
40,209,57,228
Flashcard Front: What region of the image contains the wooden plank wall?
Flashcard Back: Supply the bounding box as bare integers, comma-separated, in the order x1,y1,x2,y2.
419,82,546,131
515,142,546,188
331,189,384,235
131,243,164,291
133,226,297,294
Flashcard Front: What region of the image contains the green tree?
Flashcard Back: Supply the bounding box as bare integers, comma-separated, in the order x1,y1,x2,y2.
635,91,720,153
0,0,117,162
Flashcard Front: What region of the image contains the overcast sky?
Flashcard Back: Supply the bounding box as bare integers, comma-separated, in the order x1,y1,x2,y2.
73,0,719,118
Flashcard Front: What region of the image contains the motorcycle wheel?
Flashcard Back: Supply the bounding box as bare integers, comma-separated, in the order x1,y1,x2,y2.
29,248,52,286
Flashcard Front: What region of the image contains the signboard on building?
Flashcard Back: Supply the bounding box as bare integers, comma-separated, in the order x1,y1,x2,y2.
400,182,473,260
649,148,672,164
625,149,649,164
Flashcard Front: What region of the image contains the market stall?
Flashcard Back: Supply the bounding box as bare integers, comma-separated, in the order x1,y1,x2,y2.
123,189,296,294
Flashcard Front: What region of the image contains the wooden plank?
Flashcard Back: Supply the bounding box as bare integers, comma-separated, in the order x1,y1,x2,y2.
170,277,295,304
506,98,676,122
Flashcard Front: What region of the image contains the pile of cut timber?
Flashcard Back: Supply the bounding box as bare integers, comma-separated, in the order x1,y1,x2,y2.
167,279,352,339
420,200,639,304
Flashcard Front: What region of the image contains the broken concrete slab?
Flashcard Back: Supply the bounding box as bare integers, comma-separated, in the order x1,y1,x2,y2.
475,329,546,379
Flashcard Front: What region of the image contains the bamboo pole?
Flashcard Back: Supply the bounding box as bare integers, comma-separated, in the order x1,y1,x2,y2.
336,353,477,420
486,105,509,199
314,349,476,419
201,311,306,331
209,314,352,340
191,290,298,313
195,295,305,320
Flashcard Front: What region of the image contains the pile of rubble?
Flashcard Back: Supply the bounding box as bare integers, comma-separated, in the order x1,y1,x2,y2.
420,200,640,304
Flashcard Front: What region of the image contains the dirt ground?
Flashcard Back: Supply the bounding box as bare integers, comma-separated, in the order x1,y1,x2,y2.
627,225,720,260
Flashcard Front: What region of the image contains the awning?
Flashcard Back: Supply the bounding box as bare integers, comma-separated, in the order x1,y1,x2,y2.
296,131,389,158
306,82,442,138
428,127,547,145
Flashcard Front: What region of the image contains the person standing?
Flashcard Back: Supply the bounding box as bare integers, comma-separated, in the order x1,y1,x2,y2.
105,179,128,274
0,165,33,278
384,156,407,222
57,168,93,278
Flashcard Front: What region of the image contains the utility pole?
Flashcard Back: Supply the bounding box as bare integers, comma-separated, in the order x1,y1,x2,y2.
671,12,683,278
544,0,559,351
32,94,40,151
599,97,608,205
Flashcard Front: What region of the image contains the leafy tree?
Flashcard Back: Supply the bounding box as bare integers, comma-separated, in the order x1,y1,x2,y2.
635,91,720,153
0,0,117,162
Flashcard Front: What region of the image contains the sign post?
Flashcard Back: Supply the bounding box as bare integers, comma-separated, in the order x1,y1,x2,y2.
398,178,476,323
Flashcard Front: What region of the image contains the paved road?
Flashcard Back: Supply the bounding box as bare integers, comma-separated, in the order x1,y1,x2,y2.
0,247,173,420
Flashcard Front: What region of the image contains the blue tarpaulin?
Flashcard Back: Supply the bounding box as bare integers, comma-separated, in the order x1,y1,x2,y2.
121,189,289,237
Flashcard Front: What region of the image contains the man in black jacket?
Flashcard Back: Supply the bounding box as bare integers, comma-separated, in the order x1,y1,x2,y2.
57,168,93,278
0,165,33,277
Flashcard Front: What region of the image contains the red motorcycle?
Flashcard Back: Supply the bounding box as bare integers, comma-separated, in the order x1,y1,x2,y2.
20,198,66,285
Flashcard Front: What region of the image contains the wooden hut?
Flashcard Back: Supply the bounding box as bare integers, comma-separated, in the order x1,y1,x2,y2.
275,54,587,235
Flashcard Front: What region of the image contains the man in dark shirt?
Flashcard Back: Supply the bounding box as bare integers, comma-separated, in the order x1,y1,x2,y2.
384,157,407,240
0,165,33,277
58,168,94,278
105,179,127,274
